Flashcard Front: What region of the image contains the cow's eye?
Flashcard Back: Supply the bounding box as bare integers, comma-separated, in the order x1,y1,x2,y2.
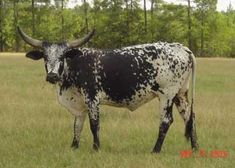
58,61,64,75
45,64,48,73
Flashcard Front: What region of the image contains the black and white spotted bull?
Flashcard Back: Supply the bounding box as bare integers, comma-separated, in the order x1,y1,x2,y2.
18,27,198,153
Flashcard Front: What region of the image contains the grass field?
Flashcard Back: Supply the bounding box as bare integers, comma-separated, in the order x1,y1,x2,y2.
0,53,234,168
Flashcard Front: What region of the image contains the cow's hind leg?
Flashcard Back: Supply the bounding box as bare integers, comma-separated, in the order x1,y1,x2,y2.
87,105,100,151
174,91,199,151
173,91,190,138
152,96,174,153
71,112,87,149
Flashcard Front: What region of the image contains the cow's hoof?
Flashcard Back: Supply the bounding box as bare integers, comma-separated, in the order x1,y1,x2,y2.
151,151,160,154
93,144,100,151
192,145,199,152
71,139,79,149
151,148,161,154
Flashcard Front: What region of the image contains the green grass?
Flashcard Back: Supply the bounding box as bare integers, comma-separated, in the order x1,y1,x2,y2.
0,54,234,168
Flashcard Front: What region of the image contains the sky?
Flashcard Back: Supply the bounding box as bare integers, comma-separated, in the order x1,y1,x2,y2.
67,0,235,12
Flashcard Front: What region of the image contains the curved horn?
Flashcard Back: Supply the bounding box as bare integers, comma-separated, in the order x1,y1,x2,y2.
68,29,95,48
17,26,43,48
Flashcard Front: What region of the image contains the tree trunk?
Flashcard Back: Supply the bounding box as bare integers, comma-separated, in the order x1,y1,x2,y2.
200,8,204,57
13,1,19,52
151,0,154,22
187,0,192,50
32,0,35,36
125,0,130,44
84,0,88,34
61,0,65,40
93,0,97,28
150,0,154,41
125,0,128,9
144,0,147,33
130,0,133,11
0,0,3,51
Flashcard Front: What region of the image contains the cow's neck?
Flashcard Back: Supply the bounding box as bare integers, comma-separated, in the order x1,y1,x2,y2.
58,62,75,95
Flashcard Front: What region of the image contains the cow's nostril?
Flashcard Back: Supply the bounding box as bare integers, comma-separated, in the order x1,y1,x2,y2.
46,73,59,84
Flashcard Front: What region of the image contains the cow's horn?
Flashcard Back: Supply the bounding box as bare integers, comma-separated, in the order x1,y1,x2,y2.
17,26,43,48
68,29,95,48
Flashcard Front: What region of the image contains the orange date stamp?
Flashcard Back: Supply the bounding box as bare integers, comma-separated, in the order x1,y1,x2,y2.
180,149,229,158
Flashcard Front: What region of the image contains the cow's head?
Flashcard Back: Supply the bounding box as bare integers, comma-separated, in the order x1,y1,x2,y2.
18,27,95,84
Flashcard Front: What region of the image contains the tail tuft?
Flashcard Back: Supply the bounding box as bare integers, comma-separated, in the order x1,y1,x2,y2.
185,104,194,141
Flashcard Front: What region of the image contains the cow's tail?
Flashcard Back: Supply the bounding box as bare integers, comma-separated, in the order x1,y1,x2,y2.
185,53,197,143
190,52,196,119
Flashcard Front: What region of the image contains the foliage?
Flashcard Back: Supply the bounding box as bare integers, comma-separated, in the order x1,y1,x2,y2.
0,0,235,57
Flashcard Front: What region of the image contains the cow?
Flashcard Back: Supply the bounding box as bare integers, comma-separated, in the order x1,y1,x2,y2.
18,26,198,153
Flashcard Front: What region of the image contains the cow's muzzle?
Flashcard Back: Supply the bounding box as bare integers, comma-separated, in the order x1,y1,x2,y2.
46,72,59,84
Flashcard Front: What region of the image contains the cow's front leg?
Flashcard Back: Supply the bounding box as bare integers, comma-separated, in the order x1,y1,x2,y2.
71,112,87,149
88,105,100,151
152,97,174,153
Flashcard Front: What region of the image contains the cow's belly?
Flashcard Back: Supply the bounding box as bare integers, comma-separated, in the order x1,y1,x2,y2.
100,90,157,111
56,87,87,116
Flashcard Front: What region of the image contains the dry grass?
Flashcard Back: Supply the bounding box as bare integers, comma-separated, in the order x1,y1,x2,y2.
0,53,234,168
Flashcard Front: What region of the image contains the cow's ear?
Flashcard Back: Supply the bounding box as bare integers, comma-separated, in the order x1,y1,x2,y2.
64,49,83,59
26,50,44,60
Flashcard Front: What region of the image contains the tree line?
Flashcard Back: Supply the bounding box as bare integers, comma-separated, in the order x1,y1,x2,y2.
0,0,235,57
